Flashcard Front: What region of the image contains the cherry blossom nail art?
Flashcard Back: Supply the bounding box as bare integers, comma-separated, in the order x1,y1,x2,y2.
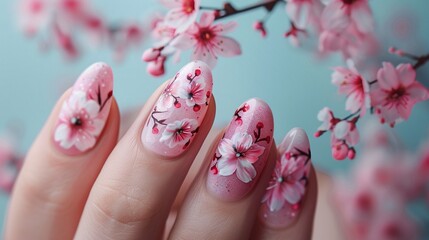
141,60,213,157
260,128,312,228
53,62,113,154
207,98,274,201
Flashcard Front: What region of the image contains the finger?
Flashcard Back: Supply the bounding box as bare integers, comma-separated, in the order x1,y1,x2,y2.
253,128,318,240
5,63,119,240
164,126,223,239
169,98,276,240
75,61,215,240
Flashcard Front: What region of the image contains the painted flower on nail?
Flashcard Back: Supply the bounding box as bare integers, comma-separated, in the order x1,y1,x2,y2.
159,118,198,148
54,91,103,151
262,151,309,212
217,132,265,183
177,81,207,107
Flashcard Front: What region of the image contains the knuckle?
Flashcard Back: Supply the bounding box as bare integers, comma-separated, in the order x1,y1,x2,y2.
90,179,161,226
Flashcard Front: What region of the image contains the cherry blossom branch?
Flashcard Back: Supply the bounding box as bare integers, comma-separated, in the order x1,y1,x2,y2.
212,0,284,20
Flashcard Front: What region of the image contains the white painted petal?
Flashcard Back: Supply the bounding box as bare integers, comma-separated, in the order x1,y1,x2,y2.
217,157,237,176
54,124,71,142
236,160,256,183
85,100,101,118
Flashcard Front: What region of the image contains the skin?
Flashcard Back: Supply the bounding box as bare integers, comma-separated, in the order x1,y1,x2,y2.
4,79,344,240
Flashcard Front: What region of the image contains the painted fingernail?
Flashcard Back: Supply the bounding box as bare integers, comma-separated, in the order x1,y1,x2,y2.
141,61,213,157
260,128,312,228
207,98,274,201
53,62,113,155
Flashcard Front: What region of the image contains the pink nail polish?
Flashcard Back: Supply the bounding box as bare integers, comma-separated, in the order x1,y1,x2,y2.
207,98,274,201
260,128,312,228
53,62,114,155
141,61,213,157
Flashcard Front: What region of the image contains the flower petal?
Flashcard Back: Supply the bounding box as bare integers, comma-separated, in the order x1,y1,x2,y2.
213,36,242,57
236,159,257,183
217,157,237,176
396,63,416,87
333,121,349,139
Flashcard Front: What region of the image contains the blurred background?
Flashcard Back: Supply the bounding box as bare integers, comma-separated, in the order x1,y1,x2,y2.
1,0,429,237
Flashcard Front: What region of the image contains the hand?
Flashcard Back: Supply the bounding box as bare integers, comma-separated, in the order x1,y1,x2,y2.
5,61,317,240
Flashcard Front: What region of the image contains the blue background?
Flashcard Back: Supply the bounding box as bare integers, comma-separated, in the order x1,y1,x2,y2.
1,0,429,234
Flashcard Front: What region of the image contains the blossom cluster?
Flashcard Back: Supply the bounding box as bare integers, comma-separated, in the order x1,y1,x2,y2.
142,0,381,76
315,50,429,160
17,0,144,60
333,121,429,240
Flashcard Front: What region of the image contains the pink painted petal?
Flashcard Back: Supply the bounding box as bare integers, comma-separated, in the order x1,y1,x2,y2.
321,1,350,31
282,183,303,204
396,64,416,87
350,1,374,33
236,160,257,183
217,157,237,176
199,11,215,28
213,36,242,57
217,138,236,159
74,131,96,151
244,144,265,164
377,62,399,89
233,133,253,152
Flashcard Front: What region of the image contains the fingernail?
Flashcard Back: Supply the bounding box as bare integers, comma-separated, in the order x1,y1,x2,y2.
53,62,113,155
141,61,213,157
259,128,312,228
207,98,274,201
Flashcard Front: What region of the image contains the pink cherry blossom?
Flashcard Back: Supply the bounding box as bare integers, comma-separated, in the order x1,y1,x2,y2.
18,0,50,36
371,62,429,126
216,132,265,183
285,0,323,29
321,0,374,34
177,81,206,106
160,0,200,33
262,154,307,212
171,12,241,68
315,107,337,133
332,60,370,115
54,91,103,151
159,118,198,148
